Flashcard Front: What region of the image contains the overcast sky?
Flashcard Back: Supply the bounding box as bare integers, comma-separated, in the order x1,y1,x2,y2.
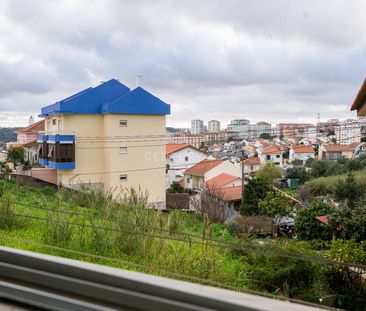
0,0,365,128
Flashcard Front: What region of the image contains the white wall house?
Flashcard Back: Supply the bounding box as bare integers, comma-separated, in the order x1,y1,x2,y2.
166,144,206,188
243,157,262,175
289,145,315,165
184,159,241,190
260,146,284,167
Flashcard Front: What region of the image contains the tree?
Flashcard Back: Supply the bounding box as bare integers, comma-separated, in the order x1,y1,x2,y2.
167,181,184,193
334,172,362,209
7,146,25,165
310,160,330,178
241,178,272,215
259,133,272,140
295,201,335,240
258,191,293,224
256,164,282,184
285,167,309,184
304,157,315,168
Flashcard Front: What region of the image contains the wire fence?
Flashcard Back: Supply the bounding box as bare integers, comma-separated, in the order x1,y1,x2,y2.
1,199,366,271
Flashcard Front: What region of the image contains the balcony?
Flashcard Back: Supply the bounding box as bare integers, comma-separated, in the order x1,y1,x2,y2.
38,134,75,170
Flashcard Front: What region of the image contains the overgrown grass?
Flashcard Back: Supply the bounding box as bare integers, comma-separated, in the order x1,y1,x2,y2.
0,179,364,308
304,168,366,196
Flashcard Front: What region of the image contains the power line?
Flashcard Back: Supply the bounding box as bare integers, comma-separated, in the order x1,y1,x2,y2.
6,211,366,270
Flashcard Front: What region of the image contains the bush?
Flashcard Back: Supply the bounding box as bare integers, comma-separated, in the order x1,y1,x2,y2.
295,201,335,240
241,178,272,216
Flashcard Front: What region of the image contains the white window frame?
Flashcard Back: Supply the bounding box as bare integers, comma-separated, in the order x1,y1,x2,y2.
119,120,128,127
120,174,128,181
120,147,128,154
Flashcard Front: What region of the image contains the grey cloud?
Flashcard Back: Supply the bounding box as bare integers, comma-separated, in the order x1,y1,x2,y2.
0,0,364,126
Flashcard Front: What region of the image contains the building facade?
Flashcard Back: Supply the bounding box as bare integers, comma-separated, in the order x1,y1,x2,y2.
166,144,207,188
37,79,170,207
191,119,204,134
335,119,361,145
208,120,221,132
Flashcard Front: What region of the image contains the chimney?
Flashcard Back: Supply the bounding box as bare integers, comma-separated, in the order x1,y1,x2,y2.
136,74,143,88
29,116,34,125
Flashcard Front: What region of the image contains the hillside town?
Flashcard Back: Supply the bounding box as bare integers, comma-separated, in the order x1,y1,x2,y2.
2,1,366,310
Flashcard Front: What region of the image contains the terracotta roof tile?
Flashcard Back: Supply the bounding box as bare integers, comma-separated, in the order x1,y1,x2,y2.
261,145,283,154
166,144,190,155
204,173,240,188
323,144,352,152
214,186,242,201
243,157,261,165
18,120,45,133
185,159,223,176
292,145,315,153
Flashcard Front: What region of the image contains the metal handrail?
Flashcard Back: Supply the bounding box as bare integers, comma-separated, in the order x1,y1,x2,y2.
0,246,324,311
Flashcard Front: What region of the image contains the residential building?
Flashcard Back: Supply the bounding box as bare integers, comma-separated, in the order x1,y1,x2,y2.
243,157,262,175
17,119,45,145
351,78,366,139
351,78,366,117
349,142,366,158
204,173,241,189
227,119,250,131
169,133,204,148
17,119,45,164
209,186,242,210
36,79,170,208
208,120,220,132
316,119,339,137
165,144,207,188
277,123,316,140
318,144,353,160
289,145,315,165
334,119,360,145
191,119,204,134
260,145,283,167
184,159,241,190
257,122,272,137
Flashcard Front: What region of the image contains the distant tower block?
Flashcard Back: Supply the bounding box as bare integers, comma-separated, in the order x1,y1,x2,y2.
29,116,34,125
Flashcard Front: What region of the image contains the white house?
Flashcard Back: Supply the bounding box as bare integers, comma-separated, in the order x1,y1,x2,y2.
243,157,262,175
260,145,284,167
184,159,241,190
289,145,315,165
166,144,207,188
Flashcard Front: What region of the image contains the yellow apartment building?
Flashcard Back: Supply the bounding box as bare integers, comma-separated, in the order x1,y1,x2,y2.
37,79,170,208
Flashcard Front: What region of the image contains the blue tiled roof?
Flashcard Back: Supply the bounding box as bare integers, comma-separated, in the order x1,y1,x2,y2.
40,79,170,116
102,87,170,115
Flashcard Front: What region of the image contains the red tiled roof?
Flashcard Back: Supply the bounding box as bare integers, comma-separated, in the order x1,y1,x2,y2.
21,140,38,148
261,145,283,154
315,215,329,225
185,159,223,176
204,173,240,189
215,186,242,202
18,120,45,133
323,144,352,152
292,145,315,153
243,157,261,166
349,142,364,149
166,144,190,155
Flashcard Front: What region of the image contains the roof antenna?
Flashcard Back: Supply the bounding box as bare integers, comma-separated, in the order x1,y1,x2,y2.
136,74,143,88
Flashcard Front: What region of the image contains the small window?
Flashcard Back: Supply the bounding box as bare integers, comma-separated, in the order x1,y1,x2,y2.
170,158,174,162
185,156,189,161
266,155,271,160
120,147,128,154
276,154,280,158
119,120,127,127
120,174,128,181
52,119,56,125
